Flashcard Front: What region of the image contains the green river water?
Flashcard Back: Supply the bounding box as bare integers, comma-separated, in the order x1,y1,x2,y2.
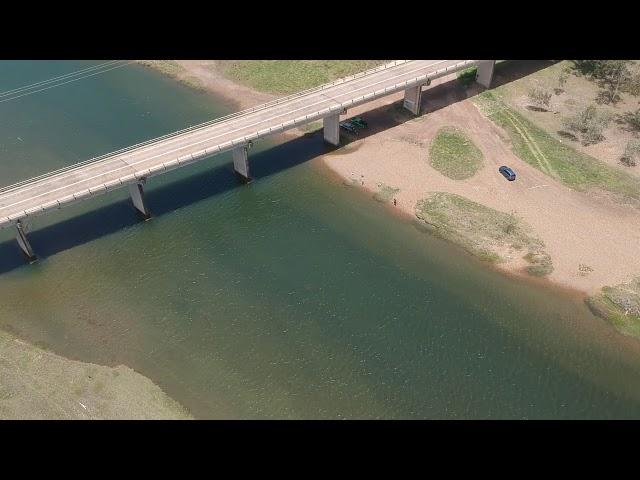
1,60,640,419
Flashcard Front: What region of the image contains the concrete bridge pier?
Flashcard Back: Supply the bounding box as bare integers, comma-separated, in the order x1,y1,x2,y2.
403,85,423,115
15,220,36,262
323,113,340,146
128,180,151,220
476,61,496,89
233,145,252,183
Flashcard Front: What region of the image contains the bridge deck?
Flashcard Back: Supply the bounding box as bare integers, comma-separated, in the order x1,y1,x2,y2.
0,59,478,229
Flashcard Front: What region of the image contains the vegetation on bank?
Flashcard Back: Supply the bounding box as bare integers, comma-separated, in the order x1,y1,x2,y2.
0,329,192,419
587,277,640,339
373,183,400,203
219,61,388,95
473,91,640,203
429,127,484,180
456,61,509,87
415,192,553,276
457,67,478,87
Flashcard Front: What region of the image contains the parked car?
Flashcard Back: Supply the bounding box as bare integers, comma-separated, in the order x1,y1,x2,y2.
498,166,516,181
350,117,368,129
339,122,357,134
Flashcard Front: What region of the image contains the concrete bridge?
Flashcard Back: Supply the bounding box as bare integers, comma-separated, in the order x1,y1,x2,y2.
0,60,497,261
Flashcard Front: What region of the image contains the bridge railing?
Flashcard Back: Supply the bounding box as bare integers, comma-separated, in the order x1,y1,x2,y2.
0,60,484,229
0,60,411,195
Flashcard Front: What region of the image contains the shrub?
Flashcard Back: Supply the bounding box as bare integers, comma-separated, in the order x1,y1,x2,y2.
571,60,632,104
528,87,552,110
563,105,611,145
457,67,478,87
626,109,640,131
621,139,640,167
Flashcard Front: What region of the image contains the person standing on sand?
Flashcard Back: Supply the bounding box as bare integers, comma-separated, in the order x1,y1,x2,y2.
393,198,397,206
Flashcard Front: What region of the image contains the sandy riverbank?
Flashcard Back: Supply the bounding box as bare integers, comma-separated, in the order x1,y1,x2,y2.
320,87,640,295
140,60,640,297
138,60,277,111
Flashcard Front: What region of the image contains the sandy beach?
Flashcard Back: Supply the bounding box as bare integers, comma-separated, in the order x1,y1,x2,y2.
139,61,640,296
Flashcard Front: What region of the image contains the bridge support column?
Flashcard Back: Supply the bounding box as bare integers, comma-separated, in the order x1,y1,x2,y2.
15,220,36,262
476,60,496,89
323,114,340,146
403,85,422,115
128,181,151,220
233,145,252,183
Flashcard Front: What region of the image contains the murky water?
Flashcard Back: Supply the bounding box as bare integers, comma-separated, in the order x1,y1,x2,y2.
1,61,640,419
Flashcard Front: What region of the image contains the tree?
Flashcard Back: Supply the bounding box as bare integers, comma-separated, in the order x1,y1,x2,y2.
558,70,568,87
528,86,552,110
624,72,640,97
572,60,599,76
563,104,611,145
600,60,631,104
621,139,640,167
555,68,570,95
572,60,632,104
626,109,640,131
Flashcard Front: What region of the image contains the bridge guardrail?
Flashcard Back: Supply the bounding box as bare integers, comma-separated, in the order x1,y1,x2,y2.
0,60,410,195
0,60,482,229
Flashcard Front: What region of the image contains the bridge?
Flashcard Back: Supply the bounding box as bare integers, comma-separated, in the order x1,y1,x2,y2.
0,60,497,261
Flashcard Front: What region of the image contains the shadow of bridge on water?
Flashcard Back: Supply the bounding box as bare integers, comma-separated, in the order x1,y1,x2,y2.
0,60,558,275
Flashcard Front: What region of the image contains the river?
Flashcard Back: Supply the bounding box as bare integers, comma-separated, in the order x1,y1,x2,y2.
1,60,640,419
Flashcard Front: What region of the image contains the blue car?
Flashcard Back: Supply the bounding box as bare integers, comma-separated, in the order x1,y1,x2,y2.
499,166,516,181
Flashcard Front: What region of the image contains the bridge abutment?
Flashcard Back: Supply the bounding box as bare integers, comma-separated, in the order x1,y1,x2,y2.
15,220,36,262
476,60,496,89
403,85,423,115
323,114,340,146
233,145,252,182
128,181,151,220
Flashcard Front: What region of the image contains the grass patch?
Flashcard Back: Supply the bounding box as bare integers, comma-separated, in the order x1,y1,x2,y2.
415,192,553,275
457,61,510,88
0,329,192,419
429,126,484,179
457,67,478,86
219,60,387,95
373,183,400,203
473,91,640,203
587,277,640,338
523,251,554,276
